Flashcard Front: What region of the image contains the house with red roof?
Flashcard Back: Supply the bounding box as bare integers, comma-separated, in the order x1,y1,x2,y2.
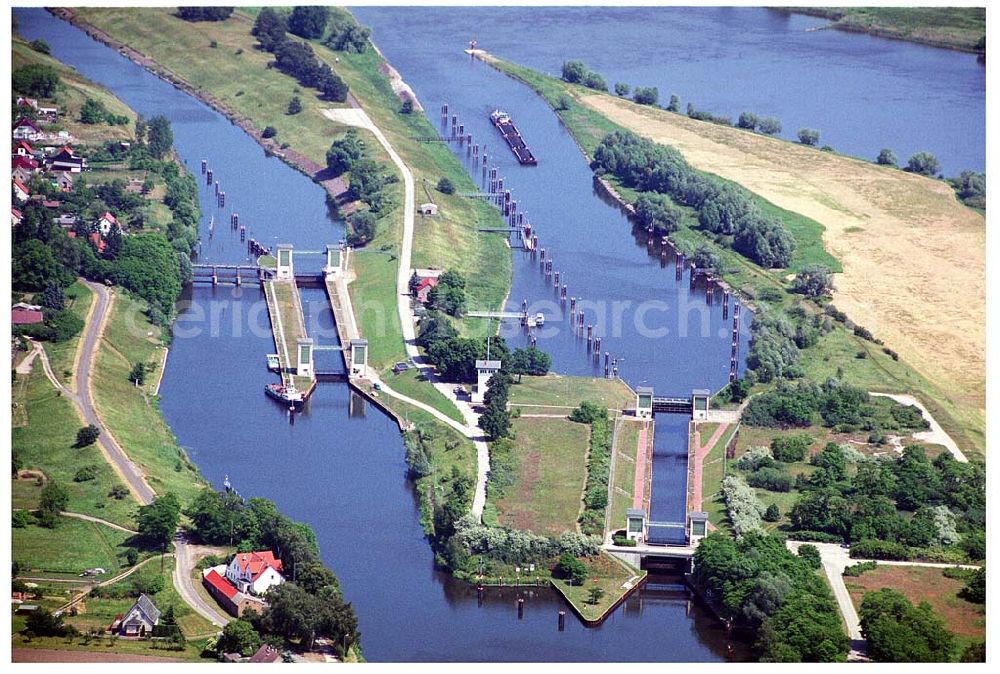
11,208,23,227
16,97,38,110
13,140,34,157
12,118,42,142
202,566,268,618
97,211,120,236
224,550,286,596
414,276,439,304
12,155,39,174
13,179,29,203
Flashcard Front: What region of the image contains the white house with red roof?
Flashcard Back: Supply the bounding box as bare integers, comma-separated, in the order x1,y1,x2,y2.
97,211,120,236
13,178,29,203
13,140,33,157
224,550,286,596
12,207,24,227
13,118,42,142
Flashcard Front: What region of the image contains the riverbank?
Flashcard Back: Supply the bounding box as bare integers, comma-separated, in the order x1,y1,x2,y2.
475,51,984,460
782,7,986,54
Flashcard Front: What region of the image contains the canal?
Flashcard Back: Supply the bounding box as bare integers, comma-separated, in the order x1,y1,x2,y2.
15,8,735,662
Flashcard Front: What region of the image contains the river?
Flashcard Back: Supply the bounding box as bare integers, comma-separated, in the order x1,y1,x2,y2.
15,8,736,662
354,5,985,176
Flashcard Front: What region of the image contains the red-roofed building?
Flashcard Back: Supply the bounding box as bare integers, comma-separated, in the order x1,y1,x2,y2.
13,118,42,142
97,211,119,236
414,277,439,304
13,140,33,157
11,308,44,325
13,179,29,203
12,155,39,173
202,567,267,618
48,145,85,173
11,208,23,227
225,550,285,596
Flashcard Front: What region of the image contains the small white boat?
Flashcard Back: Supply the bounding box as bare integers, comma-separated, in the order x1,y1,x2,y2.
266,354,280,372
535,312,545,326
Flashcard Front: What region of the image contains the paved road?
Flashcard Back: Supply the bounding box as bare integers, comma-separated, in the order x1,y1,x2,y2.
322,108,491,518
870,392,968,462
786,540,983,658
30,281,156,505
172,533,230,628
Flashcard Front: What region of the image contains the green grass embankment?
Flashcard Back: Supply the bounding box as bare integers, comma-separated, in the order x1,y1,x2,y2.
41,281,95,387
786,7,985,53
91,291,204,503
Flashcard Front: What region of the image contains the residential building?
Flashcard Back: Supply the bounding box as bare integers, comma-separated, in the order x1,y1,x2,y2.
11,208,23,227
13,140,33,157
55,171,74,192
12,118,42,142
13,178,29,203
201,567,268,618
414,276,439,304
97,211,119,236
224,550,286,596
12,166,35,184
47,145,85,173
11,307,43,326
111,593,160,637
11,155,39,174
249,645,282,663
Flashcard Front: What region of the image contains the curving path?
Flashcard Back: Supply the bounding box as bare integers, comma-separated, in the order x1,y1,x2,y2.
172,533,230,628
869,392,967,463
321,107,491,518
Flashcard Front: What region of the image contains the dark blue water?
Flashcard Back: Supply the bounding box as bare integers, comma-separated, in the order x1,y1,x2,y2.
355,6,985,175
15,8,734,661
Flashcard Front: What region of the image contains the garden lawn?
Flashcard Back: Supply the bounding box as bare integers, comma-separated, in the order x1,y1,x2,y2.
608,418,642,533
495,417,591,536
12,368,137,527
381,366,463,424
551,552,644,622
845,565,985,659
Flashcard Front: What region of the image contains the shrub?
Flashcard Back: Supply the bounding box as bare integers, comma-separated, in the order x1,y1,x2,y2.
261,126,277,139
436,177,455,195
569,401,607,424
736,446,774,472
746,467,793,492
906,151,940,176
843,560,878,577
876,148,897,166
797,544,822,570
763,503,780,522
797,128,821,146
560,60,586,83
721,475,765,536
613,82,630,97
632,86,659,106
737,111,758,130
75,425,101,447
791,264,833,297
554,552,588,585
287,96,302,115
73,465,99,482
850,539,910,561
757,117,782,135
771,434,812,462
400,99,414,114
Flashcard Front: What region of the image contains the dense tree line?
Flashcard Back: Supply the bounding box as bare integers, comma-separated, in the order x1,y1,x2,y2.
253,8,349,103
693,532,849,661
426,270,466,317
323,9,371,53
12,63,59,97
859,589,955,661
592,130,794,267
570,402,612,535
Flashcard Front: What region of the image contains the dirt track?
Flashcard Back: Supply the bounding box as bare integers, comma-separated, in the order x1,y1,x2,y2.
583,94,985,414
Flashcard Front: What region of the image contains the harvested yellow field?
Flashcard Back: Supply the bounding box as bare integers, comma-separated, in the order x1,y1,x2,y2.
582,94,985,414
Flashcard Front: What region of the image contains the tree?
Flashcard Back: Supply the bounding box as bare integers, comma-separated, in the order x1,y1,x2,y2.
960,642,986,662
757,590,849,661
129,362,146,386
40,282,65,311
287,96,302,115
288,6,330,39
124,547,140,566
38,480,69,528
561,60,587,83
478,395,510,440
137,492,182,550
797,544,822,570
346,210,376,246
29,38,51,54
667,94,680,112
252,7,287,52
509,347,551,379
259,582,357,652
25,608,71,637
906,152,940,176
860,589,955,662
582,71,607,91
146,115,174,159
614,82,630,97
75,424,101,447
634,193,681,234
791,264,833,297
177,7,234,21
737,111,759,130
13,240,69,292
770,434,811,462
876,148,897,166
632,86,659,106
326,129,365,174
555,553,588,585
216,618,262,657
262,126,278,139
758,117,782,135
797,128,820,146
763,503,781,522
959,568,985,604
12,64,59,97
587,586,606,605
400,98,414,114
436,177,455,195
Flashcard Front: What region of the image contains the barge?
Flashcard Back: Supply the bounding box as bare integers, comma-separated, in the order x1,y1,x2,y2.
490,109,537,165
264,382,303,406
